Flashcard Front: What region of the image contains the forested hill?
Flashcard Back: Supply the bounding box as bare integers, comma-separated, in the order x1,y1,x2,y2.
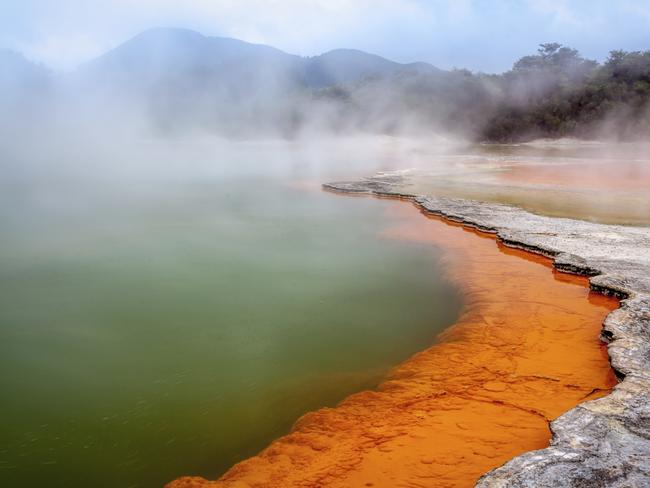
481,44,650,141
1,31,649,141
321,43,650,141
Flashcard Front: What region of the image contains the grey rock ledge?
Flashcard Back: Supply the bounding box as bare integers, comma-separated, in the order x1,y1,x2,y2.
324,174,650,488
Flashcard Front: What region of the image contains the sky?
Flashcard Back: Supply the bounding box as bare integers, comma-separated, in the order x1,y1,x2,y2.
1,0,649,72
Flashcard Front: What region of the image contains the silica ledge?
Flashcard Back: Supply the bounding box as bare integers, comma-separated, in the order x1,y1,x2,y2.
324,174,650,488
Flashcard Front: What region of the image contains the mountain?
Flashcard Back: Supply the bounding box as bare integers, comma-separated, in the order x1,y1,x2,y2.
75,28,439,93
3,32,648,141
0,49,52,117
0,49,50,90
65,27,443,134
0,29,479,138
304,49,439,87
77,28,303,95
0,50,55,140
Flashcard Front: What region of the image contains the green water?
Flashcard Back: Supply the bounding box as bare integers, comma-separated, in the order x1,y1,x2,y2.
0,139,461,488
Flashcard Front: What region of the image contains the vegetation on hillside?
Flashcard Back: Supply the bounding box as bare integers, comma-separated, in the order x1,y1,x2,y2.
2,34,649,141
483,44,650,141
323,43,650,142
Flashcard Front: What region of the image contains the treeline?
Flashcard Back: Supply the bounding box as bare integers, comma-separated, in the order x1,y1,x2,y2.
323,43,650,142
3,38,649,142
483,44,650,141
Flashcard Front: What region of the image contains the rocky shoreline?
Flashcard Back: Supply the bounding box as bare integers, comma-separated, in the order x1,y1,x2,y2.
324,174,650,487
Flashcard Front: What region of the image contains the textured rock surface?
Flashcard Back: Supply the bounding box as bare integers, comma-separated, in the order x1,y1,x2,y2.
324,173,650,488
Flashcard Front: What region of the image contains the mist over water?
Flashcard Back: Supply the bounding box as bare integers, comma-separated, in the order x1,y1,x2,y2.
1,20,649,488
0,134,465,488
400,141,650,226
3,29,648,144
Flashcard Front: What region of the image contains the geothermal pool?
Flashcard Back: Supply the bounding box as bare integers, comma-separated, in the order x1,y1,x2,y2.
0,139,462,488
180,198,617,488
402,141,650,226
1,137,640,488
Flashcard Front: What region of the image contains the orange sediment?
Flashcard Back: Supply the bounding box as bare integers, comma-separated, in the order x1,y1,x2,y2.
169,197,618,488
497,161,650,191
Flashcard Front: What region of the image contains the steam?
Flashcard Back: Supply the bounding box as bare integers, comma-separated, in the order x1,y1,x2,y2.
1,29,649,195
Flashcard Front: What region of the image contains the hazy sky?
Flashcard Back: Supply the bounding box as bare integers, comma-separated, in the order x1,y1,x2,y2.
2,0,649,72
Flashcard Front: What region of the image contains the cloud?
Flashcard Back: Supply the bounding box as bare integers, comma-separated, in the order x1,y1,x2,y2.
526,0,584,27
620,0,650,21
1,0,648,72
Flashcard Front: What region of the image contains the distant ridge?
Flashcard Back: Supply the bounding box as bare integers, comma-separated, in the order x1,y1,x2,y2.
304,48,440,87
0,49,49,85
0,49,51,110
75,27,440,90
5,29,644,141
